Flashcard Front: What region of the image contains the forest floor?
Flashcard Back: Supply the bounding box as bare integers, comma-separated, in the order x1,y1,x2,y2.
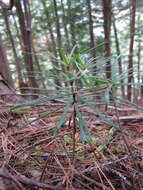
0,95,143,190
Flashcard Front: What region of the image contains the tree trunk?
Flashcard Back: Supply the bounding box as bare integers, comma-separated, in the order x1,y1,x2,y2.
42,0,57,58
87,0,96,64
61,0,70,50
137,39,141,84
42,0,61,87
11,12,31,93
127,0,136,101
0,32,14,89
15,0,38,91
53,0,62,60
67,0,76,47
112,15,125,97
3,11,24,90
133,15,141,101
12,13,23,50
102,0,112,79
136,15,141,100
32,43,46,89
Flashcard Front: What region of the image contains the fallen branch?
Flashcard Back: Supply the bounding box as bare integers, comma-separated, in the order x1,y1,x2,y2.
0,168,25,190
0,167,59,190
119,115,143,123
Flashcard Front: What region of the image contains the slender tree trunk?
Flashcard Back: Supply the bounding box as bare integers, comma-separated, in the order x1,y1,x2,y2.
3,11,24,89
11,12,31,93
102,0,112,79
67,0,76,47
23,0,45,89
0,32,14,89
53,0,67,79
136,16,141,99
11,11,31,93
42,0,57,58
53,0,62,59
32,43,46,89
23,0,38,90
42,0,61,87
15,0,38,91
137,40,141,84
112,15,125,97
61,0,70,50
127,0,136,101
12,13,23,50
87,0,96,63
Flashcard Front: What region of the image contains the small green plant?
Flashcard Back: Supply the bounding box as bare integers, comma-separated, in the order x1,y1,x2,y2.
11,46,140,159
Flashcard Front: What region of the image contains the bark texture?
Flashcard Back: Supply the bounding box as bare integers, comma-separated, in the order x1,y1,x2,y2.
15,0,38,90
102,0,112,79
127,0,136,101
0,32,14,89
87,0,96,61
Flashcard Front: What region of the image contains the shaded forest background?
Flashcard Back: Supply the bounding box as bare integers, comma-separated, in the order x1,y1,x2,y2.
0,0,143,101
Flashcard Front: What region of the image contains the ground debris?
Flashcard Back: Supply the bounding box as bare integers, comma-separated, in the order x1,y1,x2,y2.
0,97,143,190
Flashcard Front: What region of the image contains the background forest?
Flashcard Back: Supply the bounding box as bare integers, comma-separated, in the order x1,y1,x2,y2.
0,0,143,101
0,0,143,190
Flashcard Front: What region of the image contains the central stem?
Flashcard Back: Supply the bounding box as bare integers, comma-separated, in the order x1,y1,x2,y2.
72,87,76,163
